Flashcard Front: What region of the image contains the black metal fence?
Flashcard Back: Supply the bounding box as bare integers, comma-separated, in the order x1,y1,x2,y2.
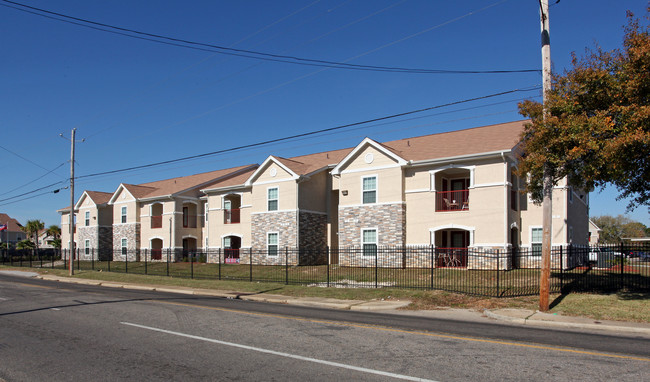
1,244,648,297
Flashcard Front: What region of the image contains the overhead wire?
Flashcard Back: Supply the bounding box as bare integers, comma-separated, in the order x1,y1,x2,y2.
75,86,540,181
0,0,538,75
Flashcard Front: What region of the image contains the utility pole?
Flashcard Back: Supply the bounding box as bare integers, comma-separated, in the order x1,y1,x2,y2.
539,0,552,312
68,128,77,276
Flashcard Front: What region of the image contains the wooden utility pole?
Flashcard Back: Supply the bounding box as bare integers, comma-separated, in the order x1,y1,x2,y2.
68,128,77,277
539,0,552,312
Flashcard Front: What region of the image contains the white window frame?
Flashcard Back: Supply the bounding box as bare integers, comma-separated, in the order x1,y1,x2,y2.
361,175,377,204
121,206,127,223
531,227,543,256
121,238,128,256
85,239,90,255
361,228,378,257
267,232,279,256
85,211,90,226
267,187,279,211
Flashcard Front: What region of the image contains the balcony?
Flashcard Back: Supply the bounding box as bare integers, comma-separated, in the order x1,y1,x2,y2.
151,216,162,229
436,190,469,211
183,215,197,228
224,209,240,224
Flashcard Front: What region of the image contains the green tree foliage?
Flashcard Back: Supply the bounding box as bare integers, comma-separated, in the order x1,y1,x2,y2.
46,225,61,248
16,239,35,250
592,215,648,243
21,219,44,250
518,9,650,209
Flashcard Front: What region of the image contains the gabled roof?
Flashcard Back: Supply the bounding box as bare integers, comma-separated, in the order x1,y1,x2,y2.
381,120,527,162
108,164,258,203
246,148,352,185
74,190,113,209
331,137,408,175
202,166,259,192
332,120,527,174
0,213,23,231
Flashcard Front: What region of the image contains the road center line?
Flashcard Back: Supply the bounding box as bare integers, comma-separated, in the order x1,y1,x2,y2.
153,300,650,363
121,321,437,382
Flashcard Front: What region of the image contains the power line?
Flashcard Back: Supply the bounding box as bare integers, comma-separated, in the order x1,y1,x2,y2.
1,0,539,75
3,162,66,196
75,86,540,181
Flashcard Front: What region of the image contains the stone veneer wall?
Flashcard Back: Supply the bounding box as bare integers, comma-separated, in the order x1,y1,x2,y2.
76,226,98,261
251,211,298,265
337,203,405,267
112,223,140,261
298,211,328,265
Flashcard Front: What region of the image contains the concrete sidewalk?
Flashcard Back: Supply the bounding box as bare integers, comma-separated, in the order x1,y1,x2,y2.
4,270,649,337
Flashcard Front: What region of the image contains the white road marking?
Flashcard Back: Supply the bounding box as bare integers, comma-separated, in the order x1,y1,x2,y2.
121,322,437,382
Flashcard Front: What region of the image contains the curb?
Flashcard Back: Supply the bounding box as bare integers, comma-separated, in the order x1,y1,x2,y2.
483,309,650,336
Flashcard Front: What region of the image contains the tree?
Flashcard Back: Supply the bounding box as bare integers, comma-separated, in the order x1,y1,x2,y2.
518,9,650,209
21,219,44,250
46,225,61,248
16,239,35,250
592,215,648,243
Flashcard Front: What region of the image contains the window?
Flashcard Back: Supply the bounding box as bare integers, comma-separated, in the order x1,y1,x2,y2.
362,176,377,204
121,206,127,223
183,206,189,227
205,203,208,221
362,229,377,257
85,240,90,255
531,228,542,256
121,238,127,256
85,211,90,226
267,232,278,256
268,188,278,211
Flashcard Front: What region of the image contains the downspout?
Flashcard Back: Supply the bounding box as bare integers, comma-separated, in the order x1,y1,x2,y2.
501,152,509,249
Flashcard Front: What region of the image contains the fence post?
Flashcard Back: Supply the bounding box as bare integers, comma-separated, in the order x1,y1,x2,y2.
430,245,434,290
375,247,378,289
218,248,221,281
108,251,111,272
191,252,194,279
249,248,253,282
91,248,95,270
556,245,560,292
76,249,80,270
620,242,625,289
327,246,330,288
166,248,170,277
496,250,500,297
144,249,148,275
285,247,289,285
125,249,129,274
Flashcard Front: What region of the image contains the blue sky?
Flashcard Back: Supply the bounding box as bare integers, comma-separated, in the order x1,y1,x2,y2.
1,0,648,227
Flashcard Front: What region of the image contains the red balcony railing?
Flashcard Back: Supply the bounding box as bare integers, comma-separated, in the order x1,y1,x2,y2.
183,215,197,228
224,209,240,224
151,215,163,229
224,249,240,264
436,190,469,211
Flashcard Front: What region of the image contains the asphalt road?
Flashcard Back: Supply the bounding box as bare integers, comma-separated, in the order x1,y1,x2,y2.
0,274,648,381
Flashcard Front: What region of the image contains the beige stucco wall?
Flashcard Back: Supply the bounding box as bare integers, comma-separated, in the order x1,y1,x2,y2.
139,200,174,249
404,158,511,247
298,170,329,212
519,181,571,247
205,189,253,248
251,163,297,212
337,146,403,206
111,188,138,224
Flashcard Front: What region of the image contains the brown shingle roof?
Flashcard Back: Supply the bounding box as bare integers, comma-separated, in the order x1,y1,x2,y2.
379,120,527,162
202,166,259,190
0,213,23,231
280,147,352,176
125,164,257,199
85,191,113,205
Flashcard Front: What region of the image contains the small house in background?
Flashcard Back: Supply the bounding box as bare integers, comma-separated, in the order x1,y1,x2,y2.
0,213,25,247
588,219,601,244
